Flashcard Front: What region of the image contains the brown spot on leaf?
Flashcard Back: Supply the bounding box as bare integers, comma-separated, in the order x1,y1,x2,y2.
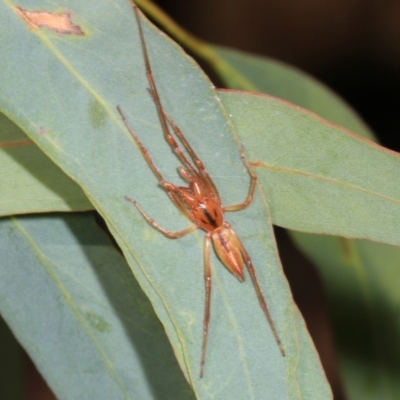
15,7,84,36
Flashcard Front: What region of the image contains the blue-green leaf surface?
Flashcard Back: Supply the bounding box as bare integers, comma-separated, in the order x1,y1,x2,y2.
0,111,91,216
219,90,400,246
212,46,374,139
0,1,329,399
0,213,193,400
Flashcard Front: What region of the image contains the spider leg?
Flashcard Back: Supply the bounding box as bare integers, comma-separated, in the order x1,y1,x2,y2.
118,106,166,183
120,105,197,233
134,4,255,208
237,238,285,357
200,232,212,378
146,88,200,178
133,6,221,196
133,6,199,178
162,109,220,197
224,146,257,212
126,196,197,238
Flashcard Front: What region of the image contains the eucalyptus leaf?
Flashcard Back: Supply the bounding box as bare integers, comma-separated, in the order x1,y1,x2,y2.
0,1,329,399
219,90,400,246
0,213,193,400
212,46,374,139
0,111,91,216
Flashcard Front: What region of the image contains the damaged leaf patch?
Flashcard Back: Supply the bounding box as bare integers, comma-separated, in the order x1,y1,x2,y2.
15,7,84,36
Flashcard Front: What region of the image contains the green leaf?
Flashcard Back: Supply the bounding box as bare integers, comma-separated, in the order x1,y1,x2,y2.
212,47,400,398
0,213,193,399
0,111,91,216
0,1,329,399
219,90,400,246
212,46,374,139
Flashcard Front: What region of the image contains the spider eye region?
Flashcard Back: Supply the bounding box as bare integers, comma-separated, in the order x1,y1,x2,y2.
192,200,224,231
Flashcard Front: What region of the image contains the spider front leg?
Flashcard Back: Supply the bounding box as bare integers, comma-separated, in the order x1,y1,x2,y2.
161,109,220,198
224,146,257,212
125,196,198,238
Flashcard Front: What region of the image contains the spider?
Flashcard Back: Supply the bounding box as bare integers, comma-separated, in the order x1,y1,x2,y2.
118,4,285,378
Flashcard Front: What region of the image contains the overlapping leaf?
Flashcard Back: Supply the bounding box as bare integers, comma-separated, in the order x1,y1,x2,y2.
219,90,400,246
0,111,91,216
0,213,193,399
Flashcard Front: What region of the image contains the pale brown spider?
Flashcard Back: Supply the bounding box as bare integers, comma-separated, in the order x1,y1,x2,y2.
117,4,285,377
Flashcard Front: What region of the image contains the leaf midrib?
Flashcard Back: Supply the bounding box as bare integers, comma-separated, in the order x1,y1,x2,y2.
12,217,132,399
253,162,400,206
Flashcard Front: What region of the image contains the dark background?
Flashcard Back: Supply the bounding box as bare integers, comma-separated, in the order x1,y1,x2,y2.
18,1,400,398
158,0,400,151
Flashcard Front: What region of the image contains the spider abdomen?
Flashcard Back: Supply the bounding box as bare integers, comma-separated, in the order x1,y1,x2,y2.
212,225,245,281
